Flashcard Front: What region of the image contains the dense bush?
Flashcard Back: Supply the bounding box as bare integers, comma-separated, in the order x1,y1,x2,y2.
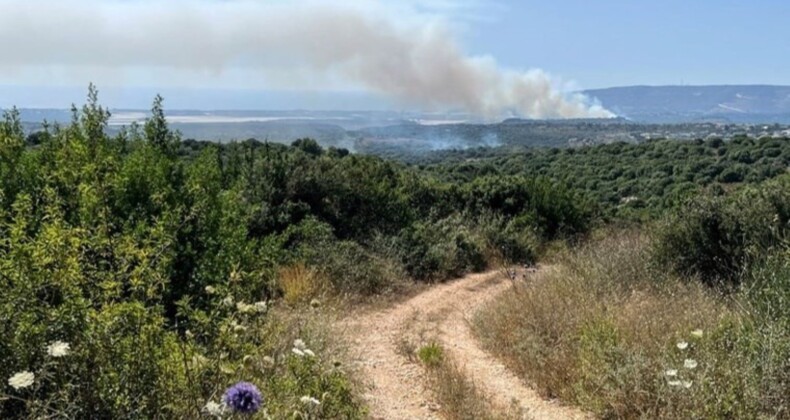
0,90,370,418
418,136,790,219
654,175,790,285
395,215,487,281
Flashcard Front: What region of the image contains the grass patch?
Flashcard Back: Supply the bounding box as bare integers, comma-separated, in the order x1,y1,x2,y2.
278,263,329,305
417,343,444,368
396,318,518,420
474,230,790,419
420,344,515,420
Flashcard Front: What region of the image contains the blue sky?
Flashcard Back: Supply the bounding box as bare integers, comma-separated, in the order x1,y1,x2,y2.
1,0,788,109
463,0,790,88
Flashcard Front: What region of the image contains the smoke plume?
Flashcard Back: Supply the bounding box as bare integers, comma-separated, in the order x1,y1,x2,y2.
0,0,613,119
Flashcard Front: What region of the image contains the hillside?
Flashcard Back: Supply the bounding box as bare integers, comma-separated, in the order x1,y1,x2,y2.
585,85,790,123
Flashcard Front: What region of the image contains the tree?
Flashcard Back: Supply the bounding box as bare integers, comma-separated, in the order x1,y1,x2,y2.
145,94,179,154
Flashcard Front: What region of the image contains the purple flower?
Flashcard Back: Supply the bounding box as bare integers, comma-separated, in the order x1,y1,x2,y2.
222,381,263,414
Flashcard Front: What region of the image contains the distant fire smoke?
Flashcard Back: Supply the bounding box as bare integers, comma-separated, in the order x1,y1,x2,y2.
0,0,613,119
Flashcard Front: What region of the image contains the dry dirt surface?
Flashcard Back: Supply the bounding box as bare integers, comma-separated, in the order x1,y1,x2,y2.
339,269,589,420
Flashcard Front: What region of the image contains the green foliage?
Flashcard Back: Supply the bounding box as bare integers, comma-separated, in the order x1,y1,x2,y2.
396,215,487,281
417,343,444,368
419,136,790,220
654,175,790,286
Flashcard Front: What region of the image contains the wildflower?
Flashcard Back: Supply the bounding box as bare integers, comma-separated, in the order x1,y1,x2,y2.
223,382,263,414
254,301,267,313
690,329,703,338
303,349,315,357
204,400,226,417
665,369,678,377
205,285,217,295
684,359,698,369
292,348,305,357
682,380,693,389
46,340,70,357
8,371,34,390
300,395,321,407
293,339,307,350
236,302,256,314
676,341,689,350
222,296,234,307
667,379,682,387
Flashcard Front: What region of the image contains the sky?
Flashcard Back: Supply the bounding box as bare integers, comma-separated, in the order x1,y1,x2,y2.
465,0,790,88
1,0,788,110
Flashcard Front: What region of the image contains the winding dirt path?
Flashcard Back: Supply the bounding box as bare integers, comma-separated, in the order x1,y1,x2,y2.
340,269,589,420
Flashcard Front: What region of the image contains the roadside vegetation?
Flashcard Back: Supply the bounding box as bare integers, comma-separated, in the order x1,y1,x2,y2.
475,180,790,418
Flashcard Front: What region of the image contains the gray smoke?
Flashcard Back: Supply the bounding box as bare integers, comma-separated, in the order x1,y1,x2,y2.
0,0,613,119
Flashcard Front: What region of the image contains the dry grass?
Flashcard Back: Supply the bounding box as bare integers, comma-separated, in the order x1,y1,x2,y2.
394,312,515,420
425,354,511,420
473,230,779,419
277,263,329,306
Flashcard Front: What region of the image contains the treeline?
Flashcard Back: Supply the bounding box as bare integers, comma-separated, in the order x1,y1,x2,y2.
417,136,790,219
0,89,591,417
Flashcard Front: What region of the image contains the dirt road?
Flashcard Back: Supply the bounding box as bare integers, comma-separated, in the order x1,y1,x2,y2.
340,269,588,419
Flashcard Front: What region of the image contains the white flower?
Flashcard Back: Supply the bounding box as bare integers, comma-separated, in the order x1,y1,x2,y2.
690,329,704,338
682,380,693,388
300,395,321,406
254,301,267,312
236,302,255,314
667,380,682,387
293,339,307,350
676,341,689,350
204,400,226,416
222,296,234,307
46,340,70,357
8,371,34,390
292,348,305,357
303,349,315,357
665,369,678,377
684,359,698,369
205,285,216,295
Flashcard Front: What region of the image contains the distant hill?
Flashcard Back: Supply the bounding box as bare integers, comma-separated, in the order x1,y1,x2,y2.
584,85,790,123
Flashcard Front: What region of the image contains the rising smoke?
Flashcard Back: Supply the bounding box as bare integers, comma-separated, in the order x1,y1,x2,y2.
0,0,613,119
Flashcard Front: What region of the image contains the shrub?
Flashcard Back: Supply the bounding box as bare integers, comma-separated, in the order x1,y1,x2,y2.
654,175,790,286
396,215,487,281
279,218,408,295
314,240,408,296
